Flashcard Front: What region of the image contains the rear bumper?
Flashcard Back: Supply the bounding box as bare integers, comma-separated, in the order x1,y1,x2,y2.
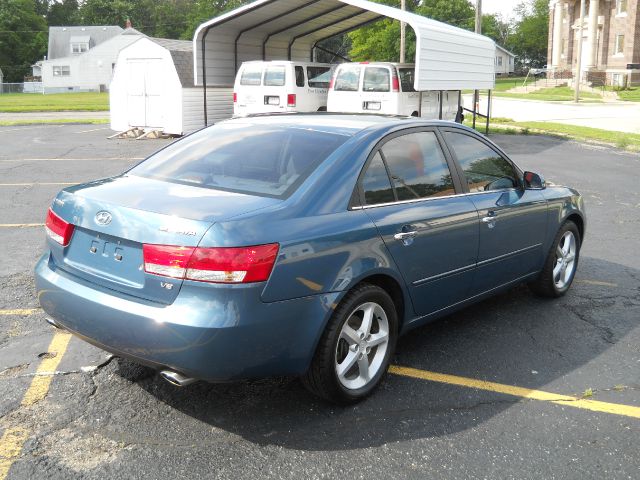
35,253,338,381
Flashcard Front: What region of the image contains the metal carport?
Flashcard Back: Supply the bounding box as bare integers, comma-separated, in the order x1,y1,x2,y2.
193,0,496,124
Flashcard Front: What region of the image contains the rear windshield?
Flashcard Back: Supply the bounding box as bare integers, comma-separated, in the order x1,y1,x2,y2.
264,66,286,86
240,65,262,86
307,66,331,88
334,65,361,91
398,68,415,92
363,67,390,92
129,123,349,198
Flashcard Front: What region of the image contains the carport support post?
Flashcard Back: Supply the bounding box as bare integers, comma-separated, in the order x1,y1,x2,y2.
201,29,210,127
418,91,423,117
486,89,491,135
472,90,478,129
439,90,443,120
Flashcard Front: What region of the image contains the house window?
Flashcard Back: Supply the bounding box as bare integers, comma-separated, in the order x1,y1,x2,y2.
616,0,627,15
615,34,624,55
53,66,70,76
71,43,88,54
496,56,503,66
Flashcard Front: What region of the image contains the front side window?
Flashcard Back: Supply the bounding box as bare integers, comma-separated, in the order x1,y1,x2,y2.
381,132,454,201
615,34,625,55
129,123,348,199
363,67,390,92
53,65,70,76
264,66,286,86
240,65,262,86
334,65,361,91
294,66,305,87
398,68,415,92
307,66,331,88
444,131,518,193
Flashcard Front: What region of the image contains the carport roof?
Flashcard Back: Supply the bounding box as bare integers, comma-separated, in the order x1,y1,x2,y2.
193,0,496,90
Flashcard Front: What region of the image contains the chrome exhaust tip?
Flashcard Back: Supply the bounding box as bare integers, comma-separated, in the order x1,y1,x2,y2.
45,317,64,330
159,370,197,387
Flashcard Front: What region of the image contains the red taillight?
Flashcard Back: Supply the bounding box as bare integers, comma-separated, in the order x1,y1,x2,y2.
143,243,279,284
45,208,74,246
287,94,296,107
329,76,334,90
392,76,400,92
233,92,237,103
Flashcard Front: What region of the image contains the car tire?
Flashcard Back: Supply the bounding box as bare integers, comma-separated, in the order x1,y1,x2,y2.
302,283,398,404
529,220,581,298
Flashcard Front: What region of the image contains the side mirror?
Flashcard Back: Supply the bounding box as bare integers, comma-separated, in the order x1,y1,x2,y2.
523,171,546,190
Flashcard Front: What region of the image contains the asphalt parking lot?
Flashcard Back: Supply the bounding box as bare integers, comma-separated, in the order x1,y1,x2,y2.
0,124,638,479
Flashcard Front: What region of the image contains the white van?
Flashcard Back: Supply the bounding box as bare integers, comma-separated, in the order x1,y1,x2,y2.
326,62,460,120
233,61,332,116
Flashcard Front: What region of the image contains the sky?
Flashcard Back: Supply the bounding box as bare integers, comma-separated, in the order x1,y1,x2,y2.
481,0,526,21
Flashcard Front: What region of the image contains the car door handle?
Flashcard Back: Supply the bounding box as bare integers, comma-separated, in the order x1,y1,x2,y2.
482,216,496,223
482,211,498,228
394,231,417,241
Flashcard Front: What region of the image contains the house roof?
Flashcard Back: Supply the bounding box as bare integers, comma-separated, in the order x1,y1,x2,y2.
495,44,516,57
47,26,123,60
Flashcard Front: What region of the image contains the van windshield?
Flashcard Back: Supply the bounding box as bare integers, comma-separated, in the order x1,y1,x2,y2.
129,123,349,199
334,65,361,91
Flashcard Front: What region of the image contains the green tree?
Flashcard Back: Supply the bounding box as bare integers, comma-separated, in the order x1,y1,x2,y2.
47,0,80,26
0,0,47,82
506,0,549,69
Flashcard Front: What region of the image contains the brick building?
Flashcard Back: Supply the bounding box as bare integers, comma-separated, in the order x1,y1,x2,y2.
547,0,640,86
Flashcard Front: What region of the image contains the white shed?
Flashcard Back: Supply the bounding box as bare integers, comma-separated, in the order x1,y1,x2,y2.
192,0,496,127
110,36,232,135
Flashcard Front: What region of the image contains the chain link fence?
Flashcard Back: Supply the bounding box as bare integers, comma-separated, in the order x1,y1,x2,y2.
0,82,44,94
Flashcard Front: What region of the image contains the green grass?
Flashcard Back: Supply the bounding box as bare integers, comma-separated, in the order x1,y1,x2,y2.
0,92,109,112
616,88,640,102
493,76,531,92
467,118,640,152
495,86,602,102
0,118,109,126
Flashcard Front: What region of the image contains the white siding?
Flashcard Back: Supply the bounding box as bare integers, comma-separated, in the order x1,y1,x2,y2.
42,34,142,92
182,87,234,133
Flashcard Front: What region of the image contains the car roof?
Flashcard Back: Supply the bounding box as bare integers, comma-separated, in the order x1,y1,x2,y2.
220,113,472,137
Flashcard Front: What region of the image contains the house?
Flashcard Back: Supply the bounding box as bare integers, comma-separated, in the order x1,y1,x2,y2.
495,45,516,75
110,36,232,135
547,0,640,86
40,24,144,93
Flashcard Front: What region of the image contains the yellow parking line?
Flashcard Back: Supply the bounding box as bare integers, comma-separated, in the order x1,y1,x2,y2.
0,331,72,479
0,224,43,228
0,183,76,187
389,365,640,419
0,309,40,316
0,427,29,480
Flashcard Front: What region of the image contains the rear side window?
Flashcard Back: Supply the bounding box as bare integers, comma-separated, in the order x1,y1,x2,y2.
307,66,331,88
295,66,305,87
398,68,416,92
129,124,348,199
381,132,454,201
362,152,394,205
363,67,390,92
264,66,286,86
443,132,518,192
240,66,262,86
334,65,361,91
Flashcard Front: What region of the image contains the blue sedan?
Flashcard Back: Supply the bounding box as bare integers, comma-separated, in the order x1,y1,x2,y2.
35,115,585,403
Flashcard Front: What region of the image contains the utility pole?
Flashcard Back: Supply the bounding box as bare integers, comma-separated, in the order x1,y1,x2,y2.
473,0,482,128
400,0,406,63
574,0,586,102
